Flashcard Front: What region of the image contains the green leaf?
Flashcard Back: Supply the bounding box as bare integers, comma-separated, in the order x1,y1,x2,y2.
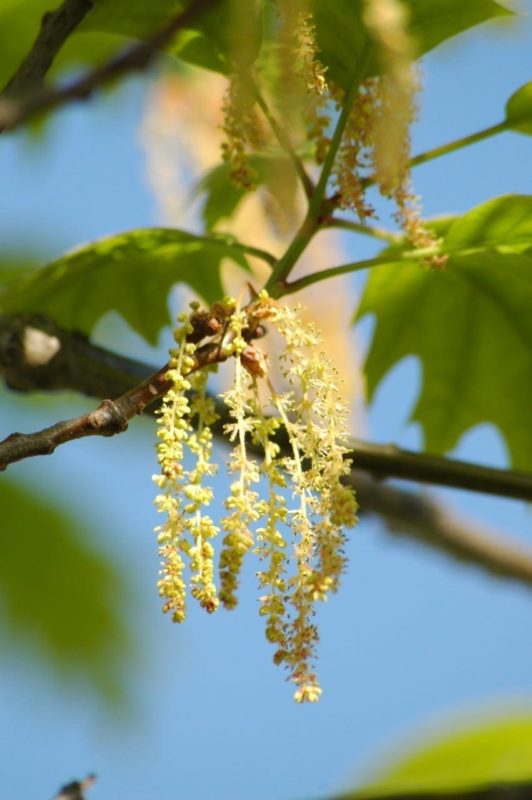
0,228,250,345
311,0,513,92
81,0,263,75
349,715,532,796
0,476,131,700
198,162,251,230
505,81,532,137
80,0,184,39
355,195,532,470
197,154,296,229
444,194,532,254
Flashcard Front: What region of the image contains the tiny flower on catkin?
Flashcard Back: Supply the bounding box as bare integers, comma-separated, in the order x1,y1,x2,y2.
153,292,358,702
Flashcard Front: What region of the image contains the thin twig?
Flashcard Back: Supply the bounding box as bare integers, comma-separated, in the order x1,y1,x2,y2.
408,121,508,170
326,216,401,243
0,0,218,133
2,313,532,592
0,368,168,469
1,0,94,98
0,338,226,470
360,120,509,191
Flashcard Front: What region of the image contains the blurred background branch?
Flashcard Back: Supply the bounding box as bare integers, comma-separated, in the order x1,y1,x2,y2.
0,0,217,132
1,0,94,98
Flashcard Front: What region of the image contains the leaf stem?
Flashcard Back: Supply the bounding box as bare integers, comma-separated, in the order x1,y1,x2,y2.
282,240,509,294
281,252,408,294
191,232,277,267
408,120,508,170
360,120,509,189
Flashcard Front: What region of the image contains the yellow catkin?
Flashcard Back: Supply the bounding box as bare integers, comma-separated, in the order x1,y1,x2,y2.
221,75,259,190
154,293,358,702
269,302,357,701
332,79,379,220
363,0,446,265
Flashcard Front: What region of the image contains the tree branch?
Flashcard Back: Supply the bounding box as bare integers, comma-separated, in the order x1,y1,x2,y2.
351,470,532,587
325,216,401,243
0,377,164,468
1,0,94,98
2,313,532,592
0,330,228,470
0,0,218,133
350,439,532,503
3,313,530,501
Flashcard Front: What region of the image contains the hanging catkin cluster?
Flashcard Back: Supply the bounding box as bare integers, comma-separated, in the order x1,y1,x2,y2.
153,292,357,702
219,0,445,265
329,0,445,264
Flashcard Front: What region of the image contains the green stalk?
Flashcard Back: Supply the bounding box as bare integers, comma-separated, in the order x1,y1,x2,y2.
325,216,401,243
265,50,371,297
283,253,402,293
409,120,508,170
191,232,277,267
282,241,507,294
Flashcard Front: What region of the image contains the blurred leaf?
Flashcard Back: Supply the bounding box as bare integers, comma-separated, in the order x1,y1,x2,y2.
505,81,532,137
174,27,228,73
0,0,509,94
0,476,131,700
347,714,532,796
197,154,295,229
0,254,38,288
175,1,263,72
0,228,250,345
0,0,260,91
444,194,532,253
355,194,532,470
311,0,513,91
82,0,262,74
79,0,184,38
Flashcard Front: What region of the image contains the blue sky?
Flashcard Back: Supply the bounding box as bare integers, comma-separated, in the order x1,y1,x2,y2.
1,3,532,799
